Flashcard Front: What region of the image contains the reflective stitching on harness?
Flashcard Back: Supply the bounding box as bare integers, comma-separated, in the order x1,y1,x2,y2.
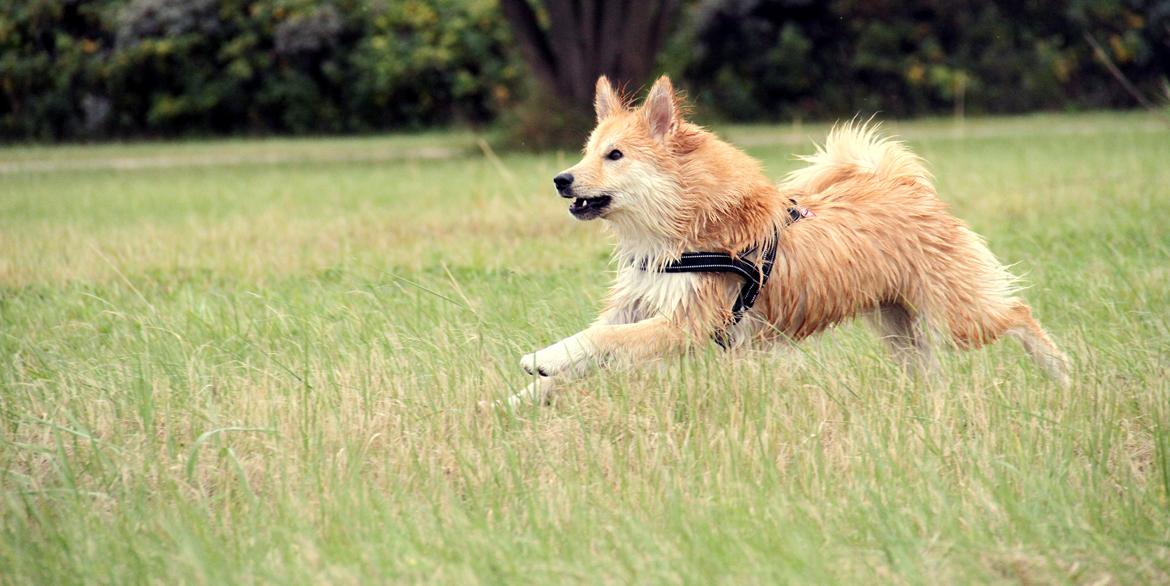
660,264,756,280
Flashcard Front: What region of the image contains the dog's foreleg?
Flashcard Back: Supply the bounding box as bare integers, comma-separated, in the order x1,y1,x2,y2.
520,316,689,378
503,376,559,408
581,315,693,366
507,316,693,406
505,330,599,407
519,330,598,378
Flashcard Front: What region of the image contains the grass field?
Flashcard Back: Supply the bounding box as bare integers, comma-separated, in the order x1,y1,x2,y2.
2,112,1169,583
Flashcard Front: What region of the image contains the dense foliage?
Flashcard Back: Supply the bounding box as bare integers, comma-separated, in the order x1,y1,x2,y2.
0,0,1166,140
673,0,1170,120
0,0,520,139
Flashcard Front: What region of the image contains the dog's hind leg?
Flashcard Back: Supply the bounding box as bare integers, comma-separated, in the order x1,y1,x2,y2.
941,300,1071,387
867,303,938,376
1004,304,1072,388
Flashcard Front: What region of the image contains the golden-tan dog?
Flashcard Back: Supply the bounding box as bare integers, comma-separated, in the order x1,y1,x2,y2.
510,75,1070,405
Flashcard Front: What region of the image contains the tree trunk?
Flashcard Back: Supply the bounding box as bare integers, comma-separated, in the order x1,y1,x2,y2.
500,0,680,147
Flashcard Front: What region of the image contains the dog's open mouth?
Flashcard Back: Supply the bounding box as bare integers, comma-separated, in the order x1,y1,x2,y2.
569,195,612,220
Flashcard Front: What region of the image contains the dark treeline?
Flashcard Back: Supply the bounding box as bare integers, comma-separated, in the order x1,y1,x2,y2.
1,0,520,140
1,0,1167,141
672,0,1169,121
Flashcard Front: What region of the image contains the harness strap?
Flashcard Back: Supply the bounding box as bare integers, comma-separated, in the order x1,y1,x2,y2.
641,202,809,348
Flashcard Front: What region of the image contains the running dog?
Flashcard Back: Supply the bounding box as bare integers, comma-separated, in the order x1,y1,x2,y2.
510,75,1070,405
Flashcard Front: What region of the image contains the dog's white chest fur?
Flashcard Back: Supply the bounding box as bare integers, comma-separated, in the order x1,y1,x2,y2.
610,265,698,321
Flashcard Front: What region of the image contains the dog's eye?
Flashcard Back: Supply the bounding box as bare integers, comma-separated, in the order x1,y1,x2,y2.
606,149,623,161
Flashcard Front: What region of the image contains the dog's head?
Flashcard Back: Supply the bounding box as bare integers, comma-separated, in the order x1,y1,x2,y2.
553,76,689,225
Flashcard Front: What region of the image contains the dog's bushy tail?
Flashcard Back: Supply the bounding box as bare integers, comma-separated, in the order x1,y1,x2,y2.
782,121,932,195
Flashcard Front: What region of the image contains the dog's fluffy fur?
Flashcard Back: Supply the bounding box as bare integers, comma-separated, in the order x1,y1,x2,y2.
511,76,1070,405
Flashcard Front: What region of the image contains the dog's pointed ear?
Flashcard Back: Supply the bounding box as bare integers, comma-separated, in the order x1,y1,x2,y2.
642,76,679,141
594,76,622,122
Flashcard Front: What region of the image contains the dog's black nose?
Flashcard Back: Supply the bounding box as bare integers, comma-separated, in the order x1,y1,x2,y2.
553,173,574,191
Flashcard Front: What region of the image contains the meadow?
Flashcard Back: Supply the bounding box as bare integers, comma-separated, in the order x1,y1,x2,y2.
1,112,1168,583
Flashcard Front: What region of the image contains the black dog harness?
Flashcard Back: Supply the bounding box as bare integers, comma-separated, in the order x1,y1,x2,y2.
642,202,811,348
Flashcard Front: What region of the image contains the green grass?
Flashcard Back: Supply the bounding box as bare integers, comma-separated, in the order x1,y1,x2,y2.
2,111,1168,584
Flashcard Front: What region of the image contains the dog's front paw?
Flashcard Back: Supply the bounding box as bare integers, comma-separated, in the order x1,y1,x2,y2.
501,377,558,408
520,346,576,377
519,334,594,377
519,351,552,377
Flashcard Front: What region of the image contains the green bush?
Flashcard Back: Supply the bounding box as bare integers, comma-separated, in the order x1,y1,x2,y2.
672,0,1170,121
346,0,521,130
1,0,1167,140
0,0,119,140
0,0,521,140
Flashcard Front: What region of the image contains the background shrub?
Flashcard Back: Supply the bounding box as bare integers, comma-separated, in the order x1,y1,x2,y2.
0,0,1166,141
345,0,521,130
0,0,520,140
0,0,120,140
674,0,1170,121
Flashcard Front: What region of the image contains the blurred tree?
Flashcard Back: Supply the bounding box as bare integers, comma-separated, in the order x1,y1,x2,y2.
499,0,680,147
676,0,1170,122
